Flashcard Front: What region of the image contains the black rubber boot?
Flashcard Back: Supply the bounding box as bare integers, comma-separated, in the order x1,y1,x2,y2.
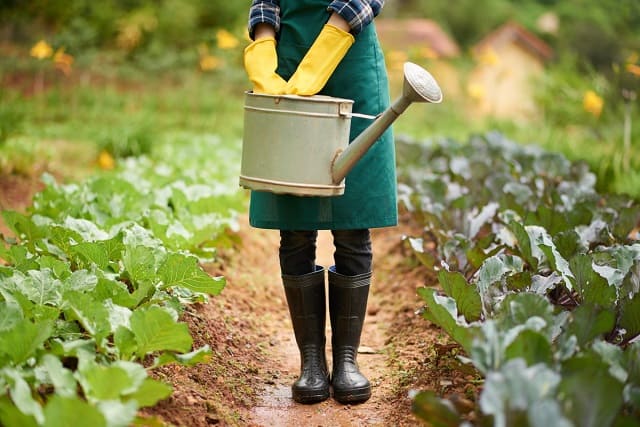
282,266,330,404
328,267,372,404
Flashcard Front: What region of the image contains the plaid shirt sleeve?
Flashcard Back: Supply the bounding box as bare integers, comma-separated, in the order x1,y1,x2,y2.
327,0,385,35
248,0,281,40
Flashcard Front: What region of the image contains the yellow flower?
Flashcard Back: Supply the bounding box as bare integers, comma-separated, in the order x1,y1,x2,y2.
627,52,639,65
97,150,115,170
626,63,640,77
200,54,222,71
216,29,239,50
30,40,53,59
53,48,74,75
477,47,500,66
583,90,604,117
467,82,486,101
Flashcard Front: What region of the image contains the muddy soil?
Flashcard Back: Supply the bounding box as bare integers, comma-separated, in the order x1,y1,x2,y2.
143,213,478,426
0,173,45,235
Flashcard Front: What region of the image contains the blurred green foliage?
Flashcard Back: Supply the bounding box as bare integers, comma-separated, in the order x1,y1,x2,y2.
2,0,638,76
0,0,247,47
0,0,638,198
0,90,24,144
97,118,156,158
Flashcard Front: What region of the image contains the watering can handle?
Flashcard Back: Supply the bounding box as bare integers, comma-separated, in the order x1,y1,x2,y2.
348,112,380,120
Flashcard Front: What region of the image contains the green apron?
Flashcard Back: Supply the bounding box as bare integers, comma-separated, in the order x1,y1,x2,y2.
249,0,397,230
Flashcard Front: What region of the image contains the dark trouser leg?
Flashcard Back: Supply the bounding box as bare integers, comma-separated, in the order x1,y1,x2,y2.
280,230,318,276
279,231,329,403
329,229,372,404
332,229,372,276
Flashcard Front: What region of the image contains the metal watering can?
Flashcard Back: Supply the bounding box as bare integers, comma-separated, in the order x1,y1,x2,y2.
240,62,443,196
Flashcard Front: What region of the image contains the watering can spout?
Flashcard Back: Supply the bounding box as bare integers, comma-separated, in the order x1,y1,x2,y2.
331,62,443,184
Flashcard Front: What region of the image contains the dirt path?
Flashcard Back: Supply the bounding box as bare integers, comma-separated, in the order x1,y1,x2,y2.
0,174,45,236
242,226,403,426
139,210,480,426
180,214,450,427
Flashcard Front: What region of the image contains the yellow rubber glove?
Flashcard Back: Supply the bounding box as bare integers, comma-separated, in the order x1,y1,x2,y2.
243,37,287,94
285,24,355,96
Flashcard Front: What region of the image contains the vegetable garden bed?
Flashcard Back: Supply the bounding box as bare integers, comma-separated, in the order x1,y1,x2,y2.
0,134,244,426
397,132,640,426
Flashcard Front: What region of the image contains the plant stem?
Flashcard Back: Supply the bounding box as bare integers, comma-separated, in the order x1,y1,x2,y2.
623,100,631,172
621,89,636,173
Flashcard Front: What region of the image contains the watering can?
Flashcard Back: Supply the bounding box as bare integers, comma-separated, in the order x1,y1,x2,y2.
239,62,443,197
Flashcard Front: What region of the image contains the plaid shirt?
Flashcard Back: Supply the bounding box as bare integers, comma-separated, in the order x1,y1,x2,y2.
248,0,384,39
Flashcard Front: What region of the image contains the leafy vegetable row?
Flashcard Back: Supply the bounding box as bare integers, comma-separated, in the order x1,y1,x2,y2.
397,132,640,427
0,133,244,427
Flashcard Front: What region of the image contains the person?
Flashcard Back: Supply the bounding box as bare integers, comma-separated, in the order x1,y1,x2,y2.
243,0,395,405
